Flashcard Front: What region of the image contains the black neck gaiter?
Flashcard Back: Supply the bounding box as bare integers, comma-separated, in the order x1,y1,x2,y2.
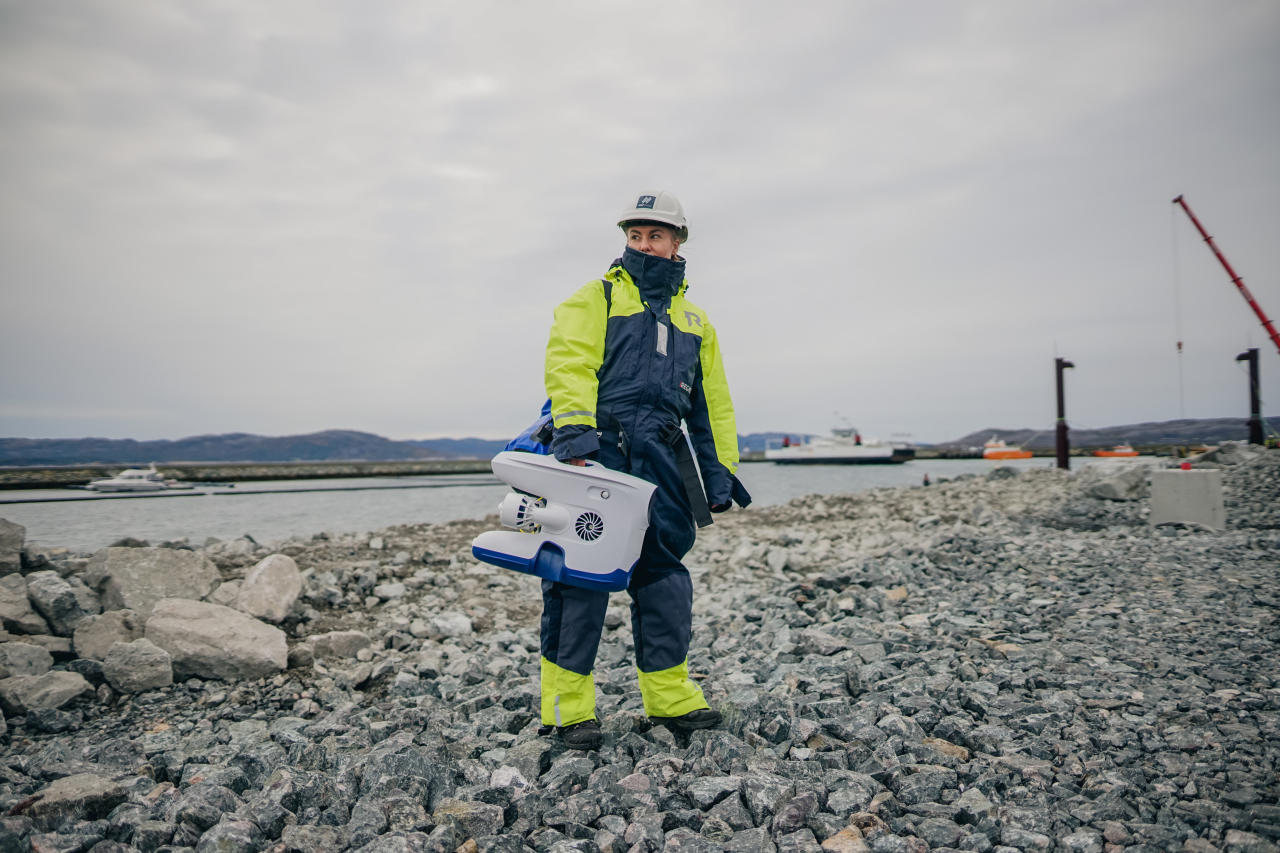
618,246,686,307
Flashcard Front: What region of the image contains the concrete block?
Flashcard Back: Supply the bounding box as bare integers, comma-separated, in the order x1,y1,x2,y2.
1149,469,1225,530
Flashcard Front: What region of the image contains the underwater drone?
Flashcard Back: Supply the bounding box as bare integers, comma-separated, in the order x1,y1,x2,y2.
471,451,657,592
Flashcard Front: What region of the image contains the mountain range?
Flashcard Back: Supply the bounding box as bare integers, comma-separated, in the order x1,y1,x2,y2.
0,418,1272,466
944,417,1278,449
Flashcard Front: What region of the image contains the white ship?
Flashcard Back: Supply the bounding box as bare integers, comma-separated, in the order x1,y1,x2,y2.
85,464,188,491
765,426,914,465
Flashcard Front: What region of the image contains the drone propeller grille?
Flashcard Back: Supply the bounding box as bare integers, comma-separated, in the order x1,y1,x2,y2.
575,511,604,541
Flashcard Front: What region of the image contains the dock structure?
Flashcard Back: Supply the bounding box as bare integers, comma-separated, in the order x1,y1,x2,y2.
0,459,493,489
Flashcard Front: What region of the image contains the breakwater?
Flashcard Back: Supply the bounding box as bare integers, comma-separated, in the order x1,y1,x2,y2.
5,447,1228,487
0,460,492,490
0,445,1277,851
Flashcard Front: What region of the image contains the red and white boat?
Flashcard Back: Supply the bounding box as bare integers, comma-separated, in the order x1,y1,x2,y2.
982,437,1032,460
1093,444,1139,457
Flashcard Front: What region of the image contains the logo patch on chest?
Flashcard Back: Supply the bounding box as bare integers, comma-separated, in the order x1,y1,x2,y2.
680,382,692,394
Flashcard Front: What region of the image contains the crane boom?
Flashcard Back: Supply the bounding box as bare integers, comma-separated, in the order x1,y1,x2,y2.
1172,194,1280,357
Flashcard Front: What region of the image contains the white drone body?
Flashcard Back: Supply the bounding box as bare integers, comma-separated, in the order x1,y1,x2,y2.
472,451,657,591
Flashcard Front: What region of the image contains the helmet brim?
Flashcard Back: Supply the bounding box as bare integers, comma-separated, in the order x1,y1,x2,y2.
618,219,689,243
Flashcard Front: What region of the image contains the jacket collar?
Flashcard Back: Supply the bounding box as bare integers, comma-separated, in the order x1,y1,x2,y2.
616,246,686,305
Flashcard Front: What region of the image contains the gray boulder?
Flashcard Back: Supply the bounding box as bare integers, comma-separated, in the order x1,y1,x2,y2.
1199,441,1261,465
103,637,173,693
234,554,302,623
430,611,472,638
208,580,240,607
25,570,100,636
0,572,50,634
73,609,144,660
0,518,22,574
0,641,54,678
0,670,93,715
24,773,128,832
146,598,287,681
83,547,221,619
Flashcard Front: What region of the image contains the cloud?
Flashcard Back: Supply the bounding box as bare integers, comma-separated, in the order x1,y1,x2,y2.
1,0,1277,443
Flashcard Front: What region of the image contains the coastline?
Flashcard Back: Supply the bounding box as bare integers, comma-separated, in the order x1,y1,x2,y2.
0,446,1276,849
1,441,1247,489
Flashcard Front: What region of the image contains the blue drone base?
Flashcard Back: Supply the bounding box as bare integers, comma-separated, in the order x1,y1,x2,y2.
472,541,633,592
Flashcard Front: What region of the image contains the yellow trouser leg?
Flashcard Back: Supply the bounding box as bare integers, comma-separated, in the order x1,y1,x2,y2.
636,659,708,718
540,657,596,727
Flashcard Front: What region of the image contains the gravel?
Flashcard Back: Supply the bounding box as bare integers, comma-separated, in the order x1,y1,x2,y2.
0,446,1277,852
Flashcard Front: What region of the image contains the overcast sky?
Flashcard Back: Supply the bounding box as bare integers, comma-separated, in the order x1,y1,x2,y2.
2,1,1278,445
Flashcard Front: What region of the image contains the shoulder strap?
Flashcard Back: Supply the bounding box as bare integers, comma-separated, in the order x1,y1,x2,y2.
601,278,612,314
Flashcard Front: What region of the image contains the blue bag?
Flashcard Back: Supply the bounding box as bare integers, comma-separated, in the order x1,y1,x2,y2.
504,399,554,454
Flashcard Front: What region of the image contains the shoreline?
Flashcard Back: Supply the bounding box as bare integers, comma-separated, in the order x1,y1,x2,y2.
0,443,1220,488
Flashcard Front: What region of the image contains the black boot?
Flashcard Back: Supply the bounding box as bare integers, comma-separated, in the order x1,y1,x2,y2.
649,708,722,731
547,719,602,750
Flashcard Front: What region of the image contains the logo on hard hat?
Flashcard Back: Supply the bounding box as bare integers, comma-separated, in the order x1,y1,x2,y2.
636,195,657,209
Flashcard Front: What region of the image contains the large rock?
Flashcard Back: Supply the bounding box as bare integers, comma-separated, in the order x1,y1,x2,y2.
25,570,99,636
73,609,144,660
0,572,50,634
146,598,287,681
83,547,221,619
0,518,22,574
0,670,93,715
0,641,54,678
234,554,302,623
102,638,173,693
24,773,128,832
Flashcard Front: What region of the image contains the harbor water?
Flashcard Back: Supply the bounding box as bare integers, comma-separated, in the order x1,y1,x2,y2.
1,456,1077,553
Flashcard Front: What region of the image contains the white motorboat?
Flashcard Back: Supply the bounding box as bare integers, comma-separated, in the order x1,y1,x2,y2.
85,464,187,492
765,426,914,465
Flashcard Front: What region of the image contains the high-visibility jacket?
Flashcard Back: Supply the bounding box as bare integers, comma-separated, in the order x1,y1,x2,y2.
545,247,749,511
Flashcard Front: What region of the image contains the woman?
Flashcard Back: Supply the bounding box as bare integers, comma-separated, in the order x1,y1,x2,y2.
539,190,751,750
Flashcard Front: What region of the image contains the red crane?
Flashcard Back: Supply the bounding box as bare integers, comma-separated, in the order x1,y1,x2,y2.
1172,194,1280,357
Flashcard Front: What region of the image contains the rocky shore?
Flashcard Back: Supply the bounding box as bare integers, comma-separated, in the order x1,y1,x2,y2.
0,446,1276,853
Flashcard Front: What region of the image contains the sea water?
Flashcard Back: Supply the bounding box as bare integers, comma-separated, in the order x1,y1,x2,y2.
1,457,1076,553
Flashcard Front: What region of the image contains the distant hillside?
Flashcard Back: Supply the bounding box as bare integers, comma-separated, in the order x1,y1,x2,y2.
3,429,775,465
944,417,1279,450
4,418,1269,466
402,437,508,460
0,430,446,466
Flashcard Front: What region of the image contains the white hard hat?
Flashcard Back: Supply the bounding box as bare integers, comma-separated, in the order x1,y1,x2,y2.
617,191,689,243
